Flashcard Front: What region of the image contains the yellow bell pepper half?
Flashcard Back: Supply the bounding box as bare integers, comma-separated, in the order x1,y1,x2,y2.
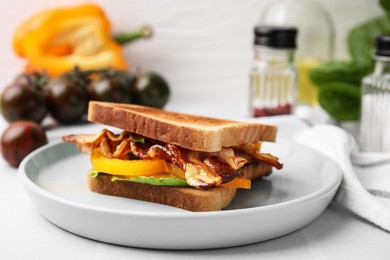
13,3,127,76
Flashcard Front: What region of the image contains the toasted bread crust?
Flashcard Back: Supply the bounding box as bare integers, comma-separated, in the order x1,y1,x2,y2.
88,101,277,152
88,173,237,212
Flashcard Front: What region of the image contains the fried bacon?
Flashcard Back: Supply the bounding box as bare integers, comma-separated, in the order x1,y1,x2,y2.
62,129,283,189
235,142,283,169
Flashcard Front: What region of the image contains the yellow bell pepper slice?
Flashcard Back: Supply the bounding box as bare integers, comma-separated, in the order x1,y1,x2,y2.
91,149,169,176
220,178,251,189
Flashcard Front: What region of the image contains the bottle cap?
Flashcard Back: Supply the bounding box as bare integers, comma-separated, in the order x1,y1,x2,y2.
376,35,390,57
254,26,297,49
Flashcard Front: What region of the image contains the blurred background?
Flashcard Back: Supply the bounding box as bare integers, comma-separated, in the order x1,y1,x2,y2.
0,0,382,112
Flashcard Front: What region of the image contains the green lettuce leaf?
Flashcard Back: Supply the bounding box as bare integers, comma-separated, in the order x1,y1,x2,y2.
91,171,188,186
111,175,188,187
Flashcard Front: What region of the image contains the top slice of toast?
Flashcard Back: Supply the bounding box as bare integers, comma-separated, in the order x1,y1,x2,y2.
88,101,277,152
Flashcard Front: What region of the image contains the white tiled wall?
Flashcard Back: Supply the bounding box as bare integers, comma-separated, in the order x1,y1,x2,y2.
0,0,382,106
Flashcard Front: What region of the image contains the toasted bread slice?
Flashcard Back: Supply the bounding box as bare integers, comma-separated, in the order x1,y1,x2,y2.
88,101,277,152
88,173,237,212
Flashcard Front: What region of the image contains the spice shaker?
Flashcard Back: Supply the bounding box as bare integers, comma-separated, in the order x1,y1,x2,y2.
360,35,390,152
250,26,297,117
260,0,334,107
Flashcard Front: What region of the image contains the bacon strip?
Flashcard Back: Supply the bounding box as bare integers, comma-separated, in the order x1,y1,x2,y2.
235,142,283,169
62,129,282,189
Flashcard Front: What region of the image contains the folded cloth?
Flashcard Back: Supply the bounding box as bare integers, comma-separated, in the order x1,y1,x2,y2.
294,124,390,232
351,150,390,167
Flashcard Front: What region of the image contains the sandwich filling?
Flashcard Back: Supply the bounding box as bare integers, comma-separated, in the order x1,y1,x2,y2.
63,129,282,189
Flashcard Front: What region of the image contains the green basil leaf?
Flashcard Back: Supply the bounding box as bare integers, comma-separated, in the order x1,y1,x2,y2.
348,15,390,67
380,0,390,13
310,61,370,86
318,82,361,121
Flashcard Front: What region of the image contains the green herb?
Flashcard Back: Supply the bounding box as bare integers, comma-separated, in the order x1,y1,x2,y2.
309,1,390,121
348,15,390,67
131,137,145,143
380,0,390,14
90,171,99,178
318,82,361,121
310,61,370,86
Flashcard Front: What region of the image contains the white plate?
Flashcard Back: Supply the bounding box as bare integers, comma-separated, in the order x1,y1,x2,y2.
19,140,342,249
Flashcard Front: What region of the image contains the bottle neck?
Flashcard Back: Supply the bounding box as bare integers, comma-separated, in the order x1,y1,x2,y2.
254,46,295,66
374,56,390,75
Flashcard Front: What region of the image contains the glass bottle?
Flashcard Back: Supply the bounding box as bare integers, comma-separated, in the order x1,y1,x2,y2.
360,35,390,152
250,26,297,117
260,0,335,107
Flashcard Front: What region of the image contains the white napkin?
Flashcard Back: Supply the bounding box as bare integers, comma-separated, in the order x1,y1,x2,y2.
294,123,390,232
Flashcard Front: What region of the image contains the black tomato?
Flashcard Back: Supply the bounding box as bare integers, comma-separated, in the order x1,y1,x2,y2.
0,82,47,123
14,72,49,88
14,74,32,86
45,76,89,124
1,121,47,167
88,72,135,103
134,72,170,108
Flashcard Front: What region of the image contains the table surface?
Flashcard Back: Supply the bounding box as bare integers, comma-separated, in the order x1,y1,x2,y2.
1,102,390,260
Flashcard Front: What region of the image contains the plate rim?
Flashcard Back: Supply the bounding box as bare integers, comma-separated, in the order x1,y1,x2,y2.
19,140,342,219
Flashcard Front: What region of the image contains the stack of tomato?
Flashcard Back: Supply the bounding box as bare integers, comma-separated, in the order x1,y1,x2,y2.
1,68,170,124
0,68,170,167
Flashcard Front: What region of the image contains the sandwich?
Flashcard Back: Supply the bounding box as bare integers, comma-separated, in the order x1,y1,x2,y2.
62,101,283,211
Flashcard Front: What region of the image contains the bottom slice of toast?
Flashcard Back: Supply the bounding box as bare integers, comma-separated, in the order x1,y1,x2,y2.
88,173,237,212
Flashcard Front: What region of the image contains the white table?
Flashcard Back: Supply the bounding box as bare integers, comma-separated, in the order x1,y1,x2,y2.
1,102,390,260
